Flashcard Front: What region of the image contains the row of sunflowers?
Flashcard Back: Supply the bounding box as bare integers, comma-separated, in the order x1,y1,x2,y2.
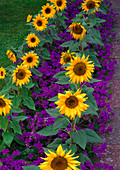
0,0,116,169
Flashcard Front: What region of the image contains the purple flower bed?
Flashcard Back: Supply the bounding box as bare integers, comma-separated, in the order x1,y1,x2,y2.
0,0,118,169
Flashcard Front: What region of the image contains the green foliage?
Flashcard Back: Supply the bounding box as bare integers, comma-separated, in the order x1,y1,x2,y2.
72,129,87,150
9,120,22,134
22,165,41,170
23,97,36,110
53,116,69,130
47,138,62,149
0,116,8,132
3,131,14,147
78,153,92,164
45,109,60,118
85,129,103,143
37,125,58,136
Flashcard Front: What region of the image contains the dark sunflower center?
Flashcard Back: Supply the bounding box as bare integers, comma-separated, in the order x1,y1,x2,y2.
45,7,51,14
73,62,86,76
63,54,71,63
65,96,78,108
37,20,42,26
57,0,62,7
16,69,26,80
86,1,95,9
72,25,83,34
0,98,6,108
31,38,36,43
51,156,67,170
1,71,3,76
27,57,33,63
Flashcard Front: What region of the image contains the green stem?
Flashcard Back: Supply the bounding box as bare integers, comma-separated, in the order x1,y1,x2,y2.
70,119,75,144
18,86,20,96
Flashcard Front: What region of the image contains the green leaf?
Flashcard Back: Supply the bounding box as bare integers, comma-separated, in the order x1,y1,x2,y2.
53,71,66,79
1,79,12,94
68,144,77,154
9,120,22,134
24,82,35,89
41,48,50,60
3,131,14,147
37,125,58,136
0,116,8,131
60,40,73,47
23,97,36,110
47,138,62,149
53,117,69,130
0,141,6,152
78,153,92,164
48,95,58,102
85,129,103,143
88,78,101,83
6,65,16,72
0,162,2,166
32,68,42,77
56,76,70,85
11,105,23,113
22,165,41,170
19,87,29,99
12,116,27,122
72,129,87,150
12,96,22,107
45,109,60,118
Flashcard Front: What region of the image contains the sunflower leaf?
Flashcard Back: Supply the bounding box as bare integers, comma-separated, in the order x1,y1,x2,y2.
37,125,58,136
60,40,73,47
11,106,23,113
9,120,22,134
47,138,62,149
78,153,92,164
32,68,42,77
53,117,69,130
72,129,87,150
23,97,36,110
22,165,41,170
3,131,14,147
85,129,103,143
45,109,60,118
0,116,8,132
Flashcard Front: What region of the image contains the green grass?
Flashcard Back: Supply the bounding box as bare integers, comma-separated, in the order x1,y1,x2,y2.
0,0,47,67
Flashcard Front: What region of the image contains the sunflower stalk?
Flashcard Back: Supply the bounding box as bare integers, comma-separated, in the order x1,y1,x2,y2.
17,86,20,96
70,119,75,144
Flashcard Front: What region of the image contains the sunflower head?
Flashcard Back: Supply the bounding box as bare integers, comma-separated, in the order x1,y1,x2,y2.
41,3,56,19
38,144,81,170
21,51,39,68
0,67,6,79
60,50,75,65
69,23,86,40
27,14,32,23
26,33,40,48
82,0,100,14
65,54,95,84
12,64,32,87
55,89,89,119
0,95,12,116
53,0,67,12
32,14,48,32
8,52,16,63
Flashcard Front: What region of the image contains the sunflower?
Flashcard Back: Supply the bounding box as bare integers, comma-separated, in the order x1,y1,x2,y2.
41,3,56,19
65,54,95,84
26,33,40,48
27,14,32,23
8,52,16,63
53,0,67,12
60,50,75,65
0,67,6,79
12,64,32,87
69,23,86,40
33,14,48,32
0,95,12,116
21,51,39,68
82,0,100,14
38,144,81,170
55,89,89,120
